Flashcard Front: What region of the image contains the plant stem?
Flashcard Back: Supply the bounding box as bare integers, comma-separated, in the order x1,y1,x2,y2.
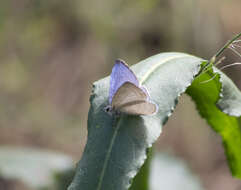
213,32,241,59
198,32,241,76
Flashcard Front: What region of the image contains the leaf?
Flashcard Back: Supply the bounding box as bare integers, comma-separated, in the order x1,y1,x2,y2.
68,52,202,190
68,52,241,190
186,65,241,178
54,169,75,190
216,68,241,117
129,149,152,190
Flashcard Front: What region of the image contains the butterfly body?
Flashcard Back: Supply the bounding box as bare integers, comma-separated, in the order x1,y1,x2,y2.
105,59,158,116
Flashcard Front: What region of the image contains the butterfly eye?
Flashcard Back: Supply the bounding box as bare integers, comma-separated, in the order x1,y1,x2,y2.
104,105,112,113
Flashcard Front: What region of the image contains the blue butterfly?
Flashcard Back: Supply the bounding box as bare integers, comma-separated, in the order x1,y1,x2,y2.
104,59,158,115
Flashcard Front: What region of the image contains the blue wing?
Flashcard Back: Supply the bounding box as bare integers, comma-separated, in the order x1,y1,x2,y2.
109,59,139,104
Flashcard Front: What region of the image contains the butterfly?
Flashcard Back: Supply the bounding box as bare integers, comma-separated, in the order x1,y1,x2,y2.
104,59,158,116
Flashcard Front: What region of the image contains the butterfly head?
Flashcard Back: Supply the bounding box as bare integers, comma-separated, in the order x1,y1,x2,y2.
103,105,120,116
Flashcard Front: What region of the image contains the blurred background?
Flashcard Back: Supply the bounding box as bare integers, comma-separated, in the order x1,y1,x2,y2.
0,0,241,189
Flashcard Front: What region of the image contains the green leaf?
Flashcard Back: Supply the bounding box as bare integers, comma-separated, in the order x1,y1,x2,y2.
129,149,152,190
54,169,75,190
216,68,241,117
186,65,241,178
68,52,202,190
68,52,241,190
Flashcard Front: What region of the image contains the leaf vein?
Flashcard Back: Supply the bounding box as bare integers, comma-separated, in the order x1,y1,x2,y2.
96,117,123,190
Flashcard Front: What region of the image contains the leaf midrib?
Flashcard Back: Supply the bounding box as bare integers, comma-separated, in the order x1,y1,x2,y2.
96,117,123,190
139,54,190,84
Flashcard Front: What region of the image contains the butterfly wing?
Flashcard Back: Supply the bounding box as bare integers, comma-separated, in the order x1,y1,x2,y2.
112,82,157,115
109,59,139,104
119,101,157,115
